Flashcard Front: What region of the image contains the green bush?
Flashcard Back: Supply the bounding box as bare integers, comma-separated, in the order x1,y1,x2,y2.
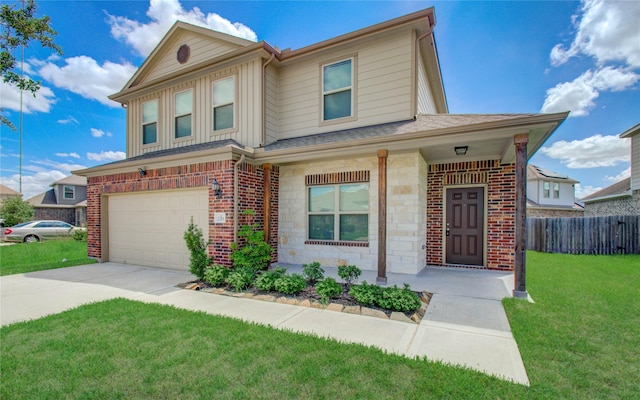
302,261,324,284
274,273,307,295
230,209,273,270
0,197,34,227
255,267,287,291
203,264,230,286
71,229,87,242
225,266,257,292
315,277,343,304
349,281,383,307
183,217,211,280
338,264,361,290
377,284,421,313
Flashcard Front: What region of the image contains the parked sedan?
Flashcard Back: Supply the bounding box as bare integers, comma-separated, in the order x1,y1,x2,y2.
3,220,86,243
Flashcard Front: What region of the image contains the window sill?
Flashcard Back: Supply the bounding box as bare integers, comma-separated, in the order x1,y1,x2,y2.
305,240,369,247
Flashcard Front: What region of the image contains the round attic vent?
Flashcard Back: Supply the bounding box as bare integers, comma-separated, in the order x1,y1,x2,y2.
177,44,190,64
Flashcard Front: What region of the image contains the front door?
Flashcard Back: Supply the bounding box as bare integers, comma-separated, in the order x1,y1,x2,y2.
445,187,484,266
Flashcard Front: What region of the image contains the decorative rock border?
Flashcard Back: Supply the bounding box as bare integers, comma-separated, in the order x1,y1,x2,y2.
182,283,432,324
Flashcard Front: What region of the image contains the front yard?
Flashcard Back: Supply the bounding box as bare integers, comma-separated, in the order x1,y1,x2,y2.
1,252,638,398
0,239,95,276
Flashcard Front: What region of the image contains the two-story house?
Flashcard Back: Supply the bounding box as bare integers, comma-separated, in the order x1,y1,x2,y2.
75,8,567,281
526,165,583,217
27,174,87,226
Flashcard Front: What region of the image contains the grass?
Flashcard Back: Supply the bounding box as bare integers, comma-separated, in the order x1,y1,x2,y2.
1,252,638,398
0,239,96,276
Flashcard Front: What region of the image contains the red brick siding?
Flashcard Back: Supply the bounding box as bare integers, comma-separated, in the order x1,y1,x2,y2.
427,160,515,270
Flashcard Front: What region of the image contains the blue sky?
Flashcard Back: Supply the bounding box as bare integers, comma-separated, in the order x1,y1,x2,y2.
1,0,638,200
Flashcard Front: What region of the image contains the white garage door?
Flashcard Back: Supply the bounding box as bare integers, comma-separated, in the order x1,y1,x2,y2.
108,189,209,270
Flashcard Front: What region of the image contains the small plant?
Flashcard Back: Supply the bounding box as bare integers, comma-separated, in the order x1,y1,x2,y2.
184,217,211,280
203,264,230,286
349,281,383,307
230,209,273,270
337,264,361,290
315,277,343,304
377,284,421,313
274,273,307,295
71,230,87,242
225,266,257,292
302,261,324,284
255,267,287,291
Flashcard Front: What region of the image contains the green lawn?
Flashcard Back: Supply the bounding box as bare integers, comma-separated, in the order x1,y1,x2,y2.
0,239,95,276
1,252,638,399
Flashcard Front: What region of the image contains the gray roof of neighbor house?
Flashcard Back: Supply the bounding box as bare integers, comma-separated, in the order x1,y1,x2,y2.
580,177,631,202
0,184,20,196
527,198,584,211
527,164,579,183
619,122,640,138
53,175,87,186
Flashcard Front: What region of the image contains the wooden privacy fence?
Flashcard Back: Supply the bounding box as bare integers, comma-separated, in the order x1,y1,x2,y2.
527,215,640,255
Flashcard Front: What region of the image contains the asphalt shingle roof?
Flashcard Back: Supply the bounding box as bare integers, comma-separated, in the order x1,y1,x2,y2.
580,177,631,202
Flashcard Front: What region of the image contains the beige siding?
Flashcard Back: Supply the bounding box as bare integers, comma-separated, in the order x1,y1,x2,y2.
278,30,414,140
632,136,639,191
417,53,437,114
264,64,279,145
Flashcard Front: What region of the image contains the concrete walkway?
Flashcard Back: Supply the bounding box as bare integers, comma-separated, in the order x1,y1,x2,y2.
0,263,529,385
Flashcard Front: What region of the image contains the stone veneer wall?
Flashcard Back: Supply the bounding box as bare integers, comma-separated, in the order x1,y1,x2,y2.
427,160,516,270
87,160,277,266
583,190,640,216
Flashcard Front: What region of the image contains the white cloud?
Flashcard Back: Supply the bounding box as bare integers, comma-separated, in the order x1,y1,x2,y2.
38,56,137,107
550,0,640,68
55,152,81,159
575,184,602,200
540,135,630,168
605,166,631,183
541,67,639,115
87,151,126,162
0,170,67,200
0,79,57,114
90,128,112,138
57,116,79,124
32,160,87,173
106,0,257,57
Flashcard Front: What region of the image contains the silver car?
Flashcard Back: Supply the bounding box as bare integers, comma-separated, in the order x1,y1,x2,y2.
3,220,86,243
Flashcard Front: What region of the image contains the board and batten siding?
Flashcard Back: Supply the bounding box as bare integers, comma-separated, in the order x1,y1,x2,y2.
264,64,279,145
417,52,437,114
126,58,264,158
277,29,416,140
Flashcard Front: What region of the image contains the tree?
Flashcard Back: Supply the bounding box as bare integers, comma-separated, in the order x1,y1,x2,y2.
1,0,62,129
0,196,34,227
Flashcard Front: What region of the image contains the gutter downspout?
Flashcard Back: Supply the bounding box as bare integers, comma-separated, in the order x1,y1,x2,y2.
261,53,276,147
233,154,246,242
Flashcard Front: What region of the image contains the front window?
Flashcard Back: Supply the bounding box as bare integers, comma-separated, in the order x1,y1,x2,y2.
322,59,353,121
553,182,560,198
213,77,234,131
543,181,550,198
174,89,192,138
308,183,368,241
63,185,75,200
142,99,158,145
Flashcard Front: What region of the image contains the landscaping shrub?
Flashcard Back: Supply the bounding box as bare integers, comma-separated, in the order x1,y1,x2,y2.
230,209,273,270
226,266,257,292
274,273,307,295
183,217,211,280
315,277,343,304
302,261,324,284
349,281,384,307
71,230,87,242
255,267,287,292
338,264,361,290
378,284,421,313
203,264,230,286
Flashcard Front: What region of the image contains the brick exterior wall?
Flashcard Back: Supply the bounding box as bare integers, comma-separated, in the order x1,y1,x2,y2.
427,160,516,270
527,208,584,218
34,207,75,225
583,190,640,216
86,160,278,266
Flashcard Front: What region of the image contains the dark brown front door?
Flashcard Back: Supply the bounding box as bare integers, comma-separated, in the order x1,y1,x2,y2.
446,187,484,266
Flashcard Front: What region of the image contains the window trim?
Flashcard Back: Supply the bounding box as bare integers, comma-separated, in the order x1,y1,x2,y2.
320,56,357,125
553,182,560,199
141,98,159,146
173,88,193,141
63,185,75,200
212,75,237,133
543,181,550,198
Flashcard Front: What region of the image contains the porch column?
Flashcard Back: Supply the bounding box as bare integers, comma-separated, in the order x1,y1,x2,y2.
377,149,388,285
514,134,529,299
262,163,272,242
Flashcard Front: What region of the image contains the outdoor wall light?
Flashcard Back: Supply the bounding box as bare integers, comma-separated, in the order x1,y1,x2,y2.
212,178,222,198
454,146,468,156
138,167,147,176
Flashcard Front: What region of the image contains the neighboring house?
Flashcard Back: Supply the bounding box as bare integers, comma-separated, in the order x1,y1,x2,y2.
582,123,640,216
28,175,87,226
75,8,568,278
0,184,21,203
526,164,583,217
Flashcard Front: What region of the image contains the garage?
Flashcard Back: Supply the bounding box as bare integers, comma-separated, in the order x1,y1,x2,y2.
107,189,209,270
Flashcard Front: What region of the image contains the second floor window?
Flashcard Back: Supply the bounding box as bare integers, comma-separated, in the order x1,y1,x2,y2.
553,182,560,198
322,59,353,121
543,181,550,198
63,185,75,200
213,77,234,131
175,89,192,138
142,99,157,145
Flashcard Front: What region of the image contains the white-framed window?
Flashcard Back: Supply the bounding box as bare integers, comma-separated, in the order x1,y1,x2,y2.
174,89,192,138
553,182,560,198
212,76,235,131
308,183,368,241
63,185,75,200
543,181,550,198
142,99,158,145
322,58,353,121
